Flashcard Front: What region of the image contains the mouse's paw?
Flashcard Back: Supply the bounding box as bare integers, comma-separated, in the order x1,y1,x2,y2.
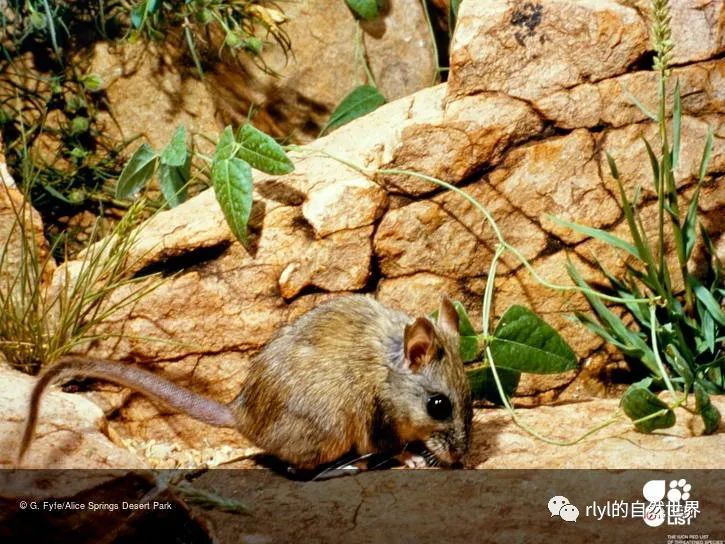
398,451,428,469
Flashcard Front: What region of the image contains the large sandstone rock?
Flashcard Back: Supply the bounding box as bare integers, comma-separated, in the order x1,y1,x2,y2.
447,0,724,102
208,0,436,141
90,0,437,148
3,0,721,467
470,395,725,469
0,364,145,469
448,1,649,102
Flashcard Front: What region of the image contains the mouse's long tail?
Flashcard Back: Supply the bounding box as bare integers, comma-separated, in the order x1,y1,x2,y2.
18,356,237,462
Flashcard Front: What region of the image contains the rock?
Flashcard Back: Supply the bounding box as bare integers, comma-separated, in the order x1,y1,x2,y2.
209,0,437,141
488,129,619,244
374,179,546,278
448,0,648,102
470,395,725,468
0,364,145,469
377,273,470,317
302,176,388,238
89,42,221,153
537,59,725,130
377,91,543,195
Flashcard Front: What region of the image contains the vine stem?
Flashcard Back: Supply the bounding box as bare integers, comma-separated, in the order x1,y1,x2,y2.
285,145,655,306
354,22,376,87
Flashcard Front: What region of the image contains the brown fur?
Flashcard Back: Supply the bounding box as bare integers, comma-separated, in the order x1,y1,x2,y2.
19,295,472,469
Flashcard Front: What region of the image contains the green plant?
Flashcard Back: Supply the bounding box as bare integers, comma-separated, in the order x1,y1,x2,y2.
0,182,164,374
435,301,577,404
320,3,386,137
324,0,455,135
0,0,291,233
126,0,291,77
555,0,722,434
116,122,294,245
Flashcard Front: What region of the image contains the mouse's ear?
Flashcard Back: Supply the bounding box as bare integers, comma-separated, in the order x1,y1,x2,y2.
404,317,438,372
437,296,459,337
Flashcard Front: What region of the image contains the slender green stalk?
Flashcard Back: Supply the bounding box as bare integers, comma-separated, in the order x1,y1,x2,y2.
419,0,440,85
354,22,376,87
648,303,676,397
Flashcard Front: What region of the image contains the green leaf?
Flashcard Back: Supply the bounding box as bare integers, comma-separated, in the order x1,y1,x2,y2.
672,81,681,168
70,116,89,135
467,365,520,405
159,154,190,208
695,382,721,435
236,124,294,175
682,185,700,261
621,379,676,432
608,157,660,292
161,125,188,167
689,276,725,325
696,373,721,394
42,183,76,204
567,262,659,374
130,5,144,28
698,127,714,182
212,157,253,246
345,0,380,20
620,84,657,121
115,144,158,199
215,126,237,161
700,307,716,354
452,301,476,336
488,305,577,374
460,335,480,363
550,215,640,260
642,137,660,194
80,73,102,92
664,344,693,387
322,85,385,134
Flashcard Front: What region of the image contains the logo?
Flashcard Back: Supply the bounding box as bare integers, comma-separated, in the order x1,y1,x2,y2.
547,478,699,527
642,479,697,527
548,495,579,523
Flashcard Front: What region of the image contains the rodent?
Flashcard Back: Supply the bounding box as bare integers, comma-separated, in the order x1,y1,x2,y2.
18,295,472,470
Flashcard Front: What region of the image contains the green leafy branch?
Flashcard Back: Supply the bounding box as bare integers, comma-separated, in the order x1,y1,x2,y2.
116,123,294,245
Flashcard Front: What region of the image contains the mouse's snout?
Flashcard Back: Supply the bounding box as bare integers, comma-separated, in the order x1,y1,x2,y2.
447,445,467,466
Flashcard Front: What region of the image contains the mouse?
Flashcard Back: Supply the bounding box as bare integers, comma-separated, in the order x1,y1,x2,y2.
18,295,472,470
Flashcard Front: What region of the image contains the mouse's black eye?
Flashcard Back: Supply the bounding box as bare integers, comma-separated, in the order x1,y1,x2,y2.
427,394,452,421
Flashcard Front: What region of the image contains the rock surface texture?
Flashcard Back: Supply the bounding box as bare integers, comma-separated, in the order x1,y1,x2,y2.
2,1,723,468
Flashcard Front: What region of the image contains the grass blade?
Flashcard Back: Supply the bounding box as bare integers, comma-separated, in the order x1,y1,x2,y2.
698,127,714,182
671,80,681,168
550,215,641,260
